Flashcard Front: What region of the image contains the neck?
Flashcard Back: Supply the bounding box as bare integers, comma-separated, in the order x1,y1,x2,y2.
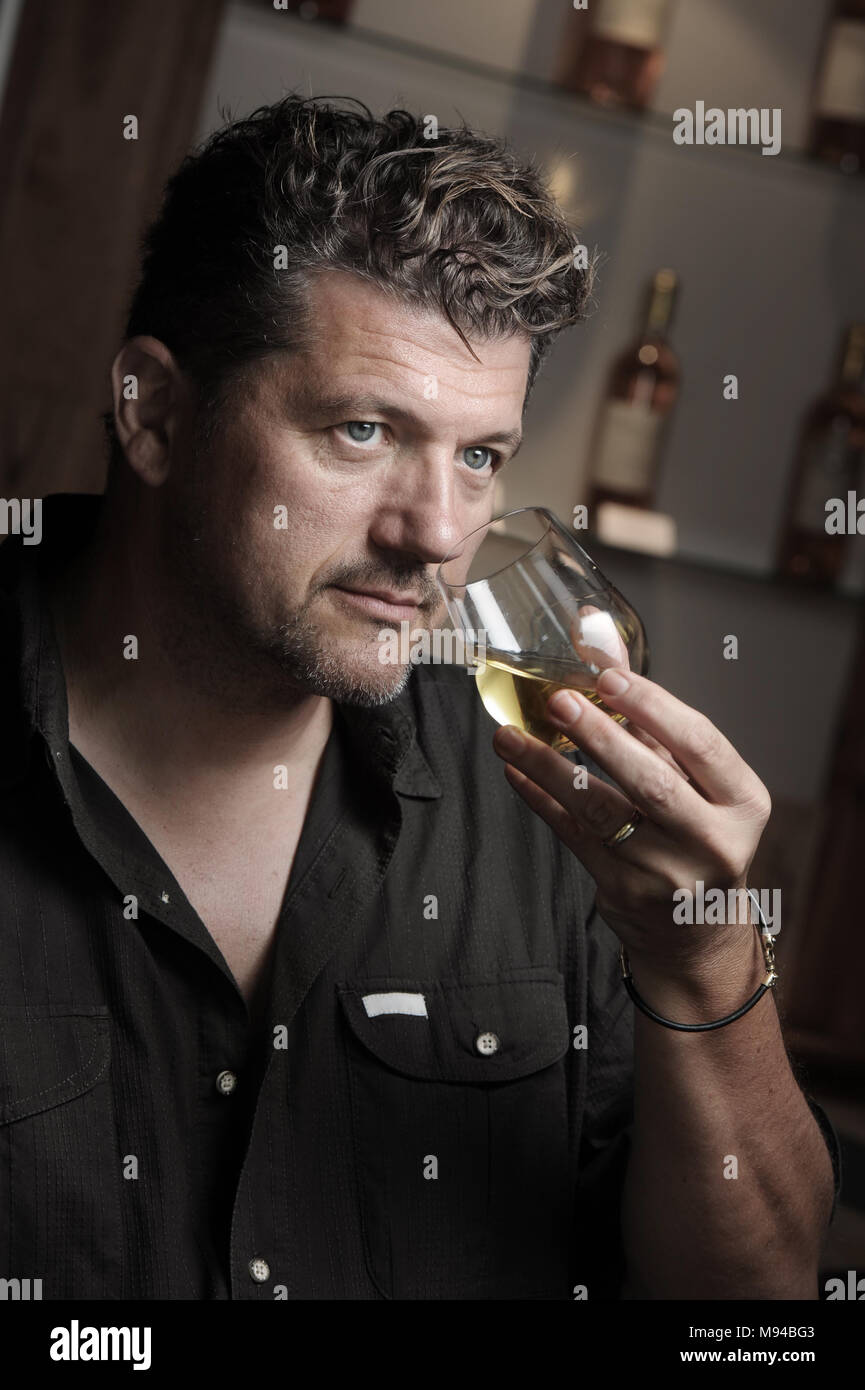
48,497,333,807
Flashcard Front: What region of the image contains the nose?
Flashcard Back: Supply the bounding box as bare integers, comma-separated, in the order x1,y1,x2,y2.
367,450,464,570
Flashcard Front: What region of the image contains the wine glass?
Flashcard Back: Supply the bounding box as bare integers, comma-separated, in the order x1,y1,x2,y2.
436,507,649,753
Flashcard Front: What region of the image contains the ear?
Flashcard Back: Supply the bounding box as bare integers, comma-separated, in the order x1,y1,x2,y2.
109,336,191,487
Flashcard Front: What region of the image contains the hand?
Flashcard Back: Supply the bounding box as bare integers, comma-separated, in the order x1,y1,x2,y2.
492,665,773,983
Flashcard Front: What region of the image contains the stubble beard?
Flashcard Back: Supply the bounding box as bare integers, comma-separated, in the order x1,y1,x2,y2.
267,599,417,708
158,548,419,713
157,510,422,712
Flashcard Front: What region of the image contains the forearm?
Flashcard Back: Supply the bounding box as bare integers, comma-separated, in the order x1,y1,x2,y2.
620,925,836,1300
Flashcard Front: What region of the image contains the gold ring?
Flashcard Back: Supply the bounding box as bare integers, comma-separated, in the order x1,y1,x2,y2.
603,809,643,849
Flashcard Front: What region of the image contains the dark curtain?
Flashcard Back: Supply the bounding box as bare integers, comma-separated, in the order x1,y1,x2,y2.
0,0,225,495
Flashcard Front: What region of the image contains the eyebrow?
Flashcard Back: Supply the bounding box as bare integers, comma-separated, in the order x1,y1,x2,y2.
307,392,524,455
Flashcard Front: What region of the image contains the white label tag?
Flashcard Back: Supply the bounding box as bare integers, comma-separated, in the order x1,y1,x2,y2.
592,398,663,493
362,991,429,1018
594,0,669,49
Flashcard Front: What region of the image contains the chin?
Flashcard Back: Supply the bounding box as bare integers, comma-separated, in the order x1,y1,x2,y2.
318,660,413,707
273,607,420,707
289,641,414,706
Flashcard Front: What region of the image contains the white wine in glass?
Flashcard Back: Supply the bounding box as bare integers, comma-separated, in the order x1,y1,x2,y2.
436,508,649,754
474,649,630,753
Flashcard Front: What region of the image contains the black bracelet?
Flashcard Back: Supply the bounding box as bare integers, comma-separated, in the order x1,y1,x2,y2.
619,894,778,1033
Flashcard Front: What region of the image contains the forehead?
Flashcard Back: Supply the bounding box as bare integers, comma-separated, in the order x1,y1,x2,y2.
294,269,531,405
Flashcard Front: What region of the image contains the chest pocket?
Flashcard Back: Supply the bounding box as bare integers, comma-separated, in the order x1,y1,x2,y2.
0,1006,122,1297
338,968,572,1300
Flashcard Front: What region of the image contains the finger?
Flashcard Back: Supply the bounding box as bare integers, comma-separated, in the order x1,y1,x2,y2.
538,689,713,835
502,761,585,854
576,668,768,810
501,760,663,884
567,608,689,780
493,723,671,856
625,724,691,781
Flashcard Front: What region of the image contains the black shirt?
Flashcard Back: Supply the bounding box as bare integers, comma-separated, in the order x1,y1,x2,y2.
0,494,840,1300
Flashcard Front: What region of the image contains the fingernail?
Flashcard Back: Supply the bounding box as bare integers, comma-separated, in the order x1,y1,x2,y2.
548,690,581,723
598,668,629,696
496,725,525,753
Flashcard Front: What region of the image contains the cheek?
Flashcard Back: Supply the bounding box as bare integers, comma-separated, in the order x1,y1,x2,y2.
216,426,381,591
277,459,381,551
258,484,371,601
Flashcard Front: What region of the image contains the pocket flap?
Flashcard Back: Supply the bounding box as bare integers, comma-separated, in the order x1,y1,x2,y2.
337,969,569,1082
0,1007,112,1124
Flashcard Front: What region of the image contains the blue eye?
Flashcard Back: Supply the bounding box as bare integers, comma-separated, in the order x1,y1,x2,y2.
344,421,380,443
463,446,495,470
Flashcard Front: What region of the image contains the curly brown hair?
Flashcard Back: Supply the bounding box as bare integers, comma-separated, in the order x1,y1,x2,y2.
105,94,593,462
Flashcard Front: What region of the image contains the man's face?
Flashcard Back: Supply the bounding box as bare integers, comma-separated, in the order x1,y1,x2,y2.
160,269,530,706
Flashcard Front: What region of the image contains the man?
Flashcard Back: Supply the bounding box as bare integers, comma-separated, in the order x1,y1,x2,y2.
0,95,839,1300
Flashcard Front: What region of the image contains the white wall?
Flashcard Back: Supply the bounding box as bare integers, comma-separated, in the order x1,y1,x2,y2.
353,0,833,148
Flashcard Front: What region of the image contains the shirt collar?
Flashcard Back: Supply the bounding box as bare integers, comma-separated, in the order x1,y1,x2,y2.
0,492,441,800
339,691,442,799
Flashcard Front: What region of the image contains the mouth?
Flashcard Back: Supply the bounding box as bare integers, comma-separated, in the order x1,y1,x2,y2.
329,585,424,623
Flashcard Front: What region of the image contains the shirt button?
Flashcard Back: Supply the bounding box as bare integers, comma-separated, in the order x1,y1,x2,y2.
249,1256,270,1283
475,1031,500,1056
215,1069,237,1096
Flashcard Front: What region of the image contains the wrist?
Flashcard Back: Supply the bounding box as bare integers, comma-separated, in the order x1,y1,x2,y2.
624,923,766,1023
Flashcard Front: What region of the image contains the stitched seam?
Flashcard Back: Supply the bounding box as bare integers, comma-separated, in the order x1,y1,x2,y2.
342,994,569,1080
342,1029,392,1300
1,1026,109,1121
342,975,562,991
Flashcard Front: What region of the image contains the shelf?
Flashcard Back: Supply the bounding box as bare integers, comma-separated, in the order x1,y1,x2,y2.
261,5,865,197
490,518,865,606
582,532,865,607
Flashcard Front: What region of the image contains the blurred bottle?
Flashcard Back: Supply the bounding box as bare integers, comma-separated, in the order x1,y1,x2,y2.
282,0,355,23
555,0,674,111
776,324,865,586
811,0,865,173
587,270,680,516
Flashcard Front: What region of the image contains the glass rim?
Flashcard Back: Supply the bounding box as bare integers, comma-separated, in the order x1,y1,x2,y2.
436,506,599,593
